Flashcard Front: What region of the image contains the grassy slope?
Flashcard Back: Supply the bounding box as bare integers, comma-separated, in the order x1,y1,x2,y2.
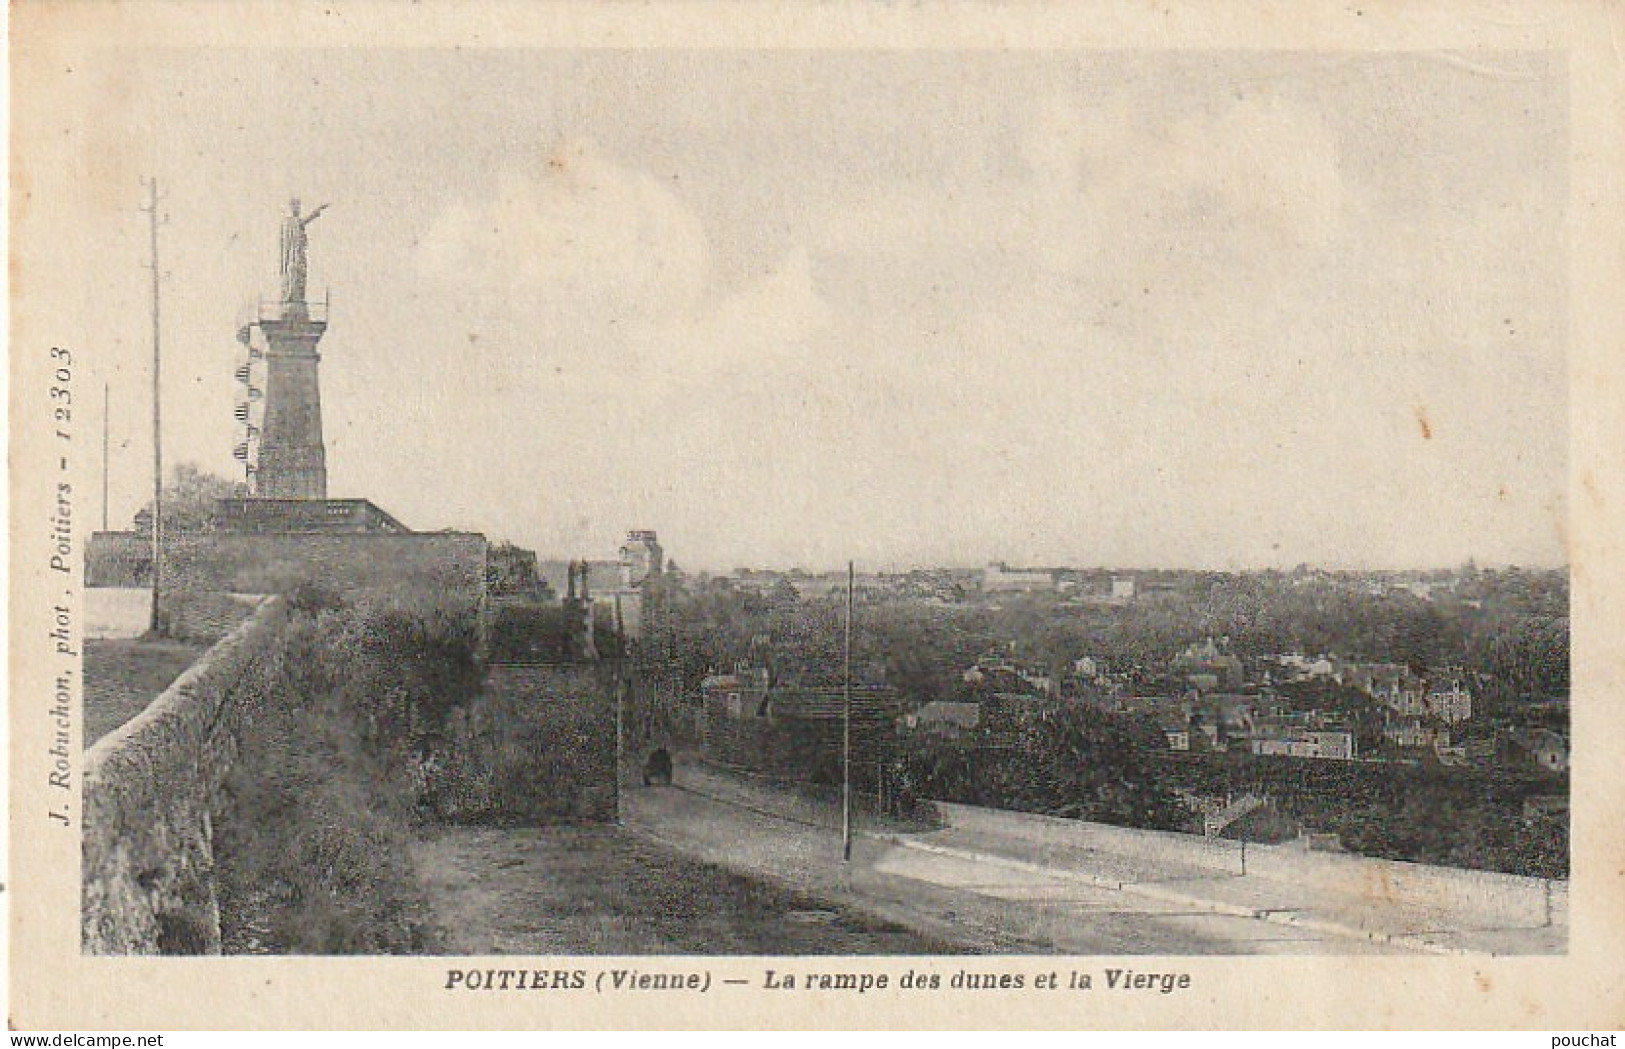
83,638,208,747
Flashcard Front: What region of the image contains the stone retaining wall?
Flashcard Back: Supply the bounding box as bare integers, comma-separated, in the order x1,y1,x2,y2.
1243,833,1569,928
82,596,288,954
88,530,487,614
934,800,1566,930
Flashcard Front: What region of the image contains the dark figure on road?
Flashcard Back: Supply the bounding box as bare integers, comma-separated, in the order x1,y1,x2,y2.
642,747,673,787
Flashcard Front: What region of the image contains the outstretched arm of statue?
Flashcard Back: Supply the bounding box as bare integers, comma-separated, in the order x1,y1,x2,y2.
302,203,330,227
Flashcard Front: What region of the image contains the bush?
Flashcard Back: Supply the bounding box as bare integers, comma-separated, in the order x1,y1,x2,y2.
212,603,475,954
215,696,438,953
287,581,346,617
905,703,1190,831
424,664,618,825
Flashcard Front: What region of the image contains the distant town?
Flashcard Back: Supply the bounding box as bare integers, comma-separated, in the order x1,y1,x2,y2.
492,541,1571,881
689,558,1565,773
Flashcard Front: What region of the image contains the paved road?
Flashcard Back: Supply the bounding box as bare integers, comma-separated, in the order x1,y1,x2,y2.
621,766,1407,955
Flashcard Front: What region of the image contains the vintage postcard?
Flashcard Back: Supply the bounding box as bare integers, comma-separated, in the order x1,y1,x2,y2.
9,0,1625,1031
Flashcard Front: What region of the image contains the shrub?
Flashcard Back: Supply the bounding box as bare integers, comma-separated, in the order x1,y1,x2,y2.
212,602,473,954
286,581,346,617
905,703,1190,831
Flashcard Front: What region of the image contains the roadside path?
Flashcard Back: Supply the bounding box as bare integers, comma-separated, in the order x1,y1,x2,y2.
622,765,1404,955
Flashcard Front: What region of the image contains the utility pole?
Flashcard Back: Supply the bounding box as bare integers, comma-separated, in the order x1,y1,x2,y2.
101,381,110,532
842,560,854,862
141,177,163,636
614,592,626,794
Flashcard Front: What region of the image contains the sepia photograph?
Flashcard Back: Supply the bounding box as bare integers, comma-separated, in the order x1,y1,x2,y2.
9,0,1625,1032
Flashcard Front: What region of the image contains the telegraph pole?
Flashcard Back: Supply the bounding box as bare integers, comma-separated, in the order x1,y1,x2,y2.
842,560,854,862
614,592,626,795
101,381,110,532
141,178,163,636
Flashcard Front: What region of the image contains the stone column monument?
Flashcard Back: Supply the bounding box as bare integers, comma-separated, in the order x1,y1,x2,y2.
256,197,330,500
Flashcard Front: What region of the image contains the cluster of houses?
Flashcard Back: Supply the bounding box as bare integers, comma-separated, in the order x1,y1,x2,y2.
903,639,1568,773
1116,693,1357,760
696,661,901,781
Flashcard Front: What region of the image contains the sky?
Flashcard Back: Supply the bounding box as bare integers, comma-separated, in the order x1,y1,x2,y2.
42,48,1567,572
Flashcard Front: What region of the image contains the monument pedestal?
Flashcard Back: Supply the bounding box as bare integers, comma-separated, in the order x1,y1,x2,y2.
255,305,328,500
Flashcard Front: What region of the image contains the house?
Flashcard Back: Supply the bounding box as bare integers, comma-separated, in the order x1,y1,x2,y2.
1383,717,1444,749
1356,667,1473,725
1155,713,1191,752
1382,683,1429,718
699,669,899,778
1174,638,1245,691
964,654,1056,697
1117,693,1195,751
1277,654,1336,681
537,541,662,638
1433,743,1469,767
904,701,981,739
1017,669,1056,696
1353,665,1428,717
1339,661,1409,695
982,563,1055,592
1394,580,1436,601
700,670,770,718
1191,694,1256,752
486,542,543,597
1250,714,1356,761
1187,672,1222,692
1256,729,1354,761
1520,729,1569,773
1523,794,1569,818
1424,679,1473,725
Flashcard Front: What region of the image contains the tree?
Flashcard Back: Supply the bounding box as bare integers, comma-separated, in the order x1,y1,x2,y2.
767,577,801,610
136,462,247,533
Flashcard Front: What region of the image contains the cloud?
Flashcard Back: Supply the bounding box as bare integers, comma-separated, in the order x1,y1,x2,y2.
383,142,839,556
680,246,832,373
417,136,710,373
1049,91,1346,294
414,137,836,391
816,89,1344,292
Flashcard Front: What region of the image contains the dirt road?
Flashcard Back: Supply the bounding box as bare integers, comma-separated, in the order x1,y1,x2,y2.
415,762,1548,956
413,823,960,955
620,766,1403,955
